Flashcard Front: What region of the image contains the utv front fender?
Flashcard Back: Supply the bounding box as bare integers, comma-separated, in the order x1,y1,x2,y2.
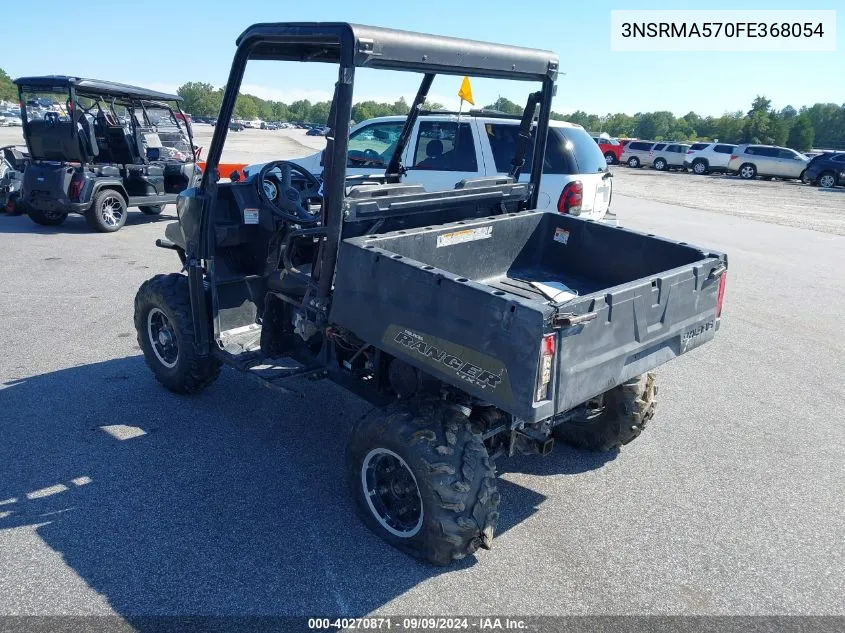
164,221,187,249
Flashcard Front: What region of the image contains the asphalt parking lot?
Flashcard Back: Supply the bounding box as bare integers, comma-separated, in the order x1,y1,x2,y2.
1,129,843,620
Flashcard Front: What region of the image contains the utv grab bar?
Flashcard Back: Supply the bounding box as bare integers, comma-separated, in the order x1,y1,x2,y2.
155,238,179,251
553,312,598,328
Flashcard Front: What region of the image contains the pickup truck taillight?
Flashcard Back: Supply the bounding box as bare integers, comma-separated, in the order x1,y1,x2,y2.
557,181,582,215
535,334,555,402
716,272,727,318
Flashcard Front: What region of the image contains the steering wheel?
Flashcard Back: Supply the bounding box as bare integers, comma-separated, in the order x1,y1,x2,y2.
257,160,322,224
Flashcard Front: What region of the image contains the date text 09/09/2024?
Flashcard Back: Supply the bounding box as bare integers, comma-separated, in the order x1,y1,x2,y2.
621,22,825,38
308,617,528,630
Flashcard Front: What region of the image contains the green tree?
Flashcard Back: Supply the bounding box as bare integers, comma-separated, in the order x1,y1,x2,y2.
0,68,17,101
713,112,745,143
803,103,844,148
603,112,636,137
482,97,523,115
234,94,259,120
787,114,815,151
309,101,331,124
391,97,410,115
288,99,312,122
177,82,217,116
743,95,776,144
421,99,444,111
635,111,674,140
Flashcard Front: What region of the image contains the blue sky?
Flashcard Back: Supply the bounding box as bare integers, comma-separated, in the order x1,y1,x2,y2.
1,0,841,116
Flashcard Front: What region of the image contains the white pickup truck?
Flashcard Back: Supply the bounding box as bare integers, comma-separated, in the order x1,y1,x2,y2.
277,111,615,222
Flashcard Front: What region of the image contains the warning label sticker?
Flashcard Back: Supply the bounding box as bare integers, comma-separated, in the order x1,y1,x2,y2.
243,208,260,225
436,226,493,248
553,227,570,244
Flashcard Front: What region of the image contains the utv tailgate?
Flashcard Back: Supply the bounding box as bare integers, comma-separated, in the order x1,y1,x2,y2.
330,211,726,423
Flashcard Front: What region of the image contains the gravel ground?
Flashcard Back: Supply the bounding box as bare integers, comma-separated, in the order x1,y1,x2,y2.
190,124,326,164
609,165,845,236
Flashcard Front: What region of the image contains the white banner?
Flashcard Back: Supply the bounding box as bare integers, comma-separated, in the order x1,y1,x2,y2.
610,10,836,52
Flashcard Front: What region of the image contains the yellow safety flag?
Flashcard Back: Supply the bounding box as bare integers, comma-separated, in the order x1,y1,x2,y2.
457,76,475,106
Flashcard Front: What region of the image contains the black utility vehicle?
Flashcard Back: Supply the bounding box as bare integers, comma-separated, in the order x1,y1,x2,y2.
134,23,728,565
13,76,200,232
0,145,30,213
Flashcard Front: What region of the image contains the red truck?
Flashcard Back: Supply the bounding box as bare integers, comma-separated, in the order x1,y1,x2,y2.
592,136,623,165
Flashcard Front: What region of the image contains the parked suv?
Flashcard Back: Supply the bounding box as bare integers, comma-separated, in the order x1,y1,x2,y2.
259,112,615,222
728,144,810,180
650,143,691,171
592,136,623,165
803,151,845,188
620,140,655,168
685,142,737,175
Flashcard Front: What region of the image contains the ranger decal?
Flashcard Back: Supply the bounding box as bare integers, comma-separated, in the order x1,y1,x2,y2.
382,325,512,401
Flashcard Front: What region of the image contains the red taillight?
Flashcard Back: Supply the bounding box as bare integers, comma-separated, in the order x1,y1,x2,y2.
686,150,694,154
69,176,84,201
557,180,583,215
730,155,738,161
542,334,555,357
716,273,727,318
536,334,556,402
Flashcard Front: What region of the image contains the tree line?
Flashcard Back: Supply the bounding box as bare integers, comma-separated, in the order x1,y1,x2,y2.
0,69,17,101
3,70,842,151
181,78,843,151
485,96,844,151
176,81,427,127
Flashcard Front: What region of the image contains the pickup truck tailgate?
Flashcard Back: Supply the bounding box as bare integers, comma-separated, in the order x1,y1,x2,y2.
330,211,726,423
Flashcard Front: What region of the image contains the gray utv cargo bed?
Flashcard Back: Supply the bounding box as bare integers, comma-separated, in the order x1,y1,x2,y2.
330,211,727,423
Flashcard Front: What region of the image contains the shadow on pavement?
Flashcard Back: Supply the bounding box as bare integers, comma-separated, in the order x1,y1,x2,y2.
0,356,609,621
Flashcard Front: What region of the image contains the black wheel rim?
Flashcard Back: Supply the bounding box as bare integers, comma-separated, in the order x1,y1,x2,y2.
147,307,178,368
361,448,423,538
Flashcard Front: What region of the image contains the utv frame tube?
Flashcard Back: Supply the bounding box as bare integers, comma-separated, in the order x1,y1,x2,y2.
385,73,434,182
193,22,559,351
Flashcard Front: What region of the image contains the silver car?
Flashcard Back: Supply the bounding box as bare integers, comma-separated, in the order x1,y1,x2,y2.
620,140,656,168
650,143,691,171
728,144,810,180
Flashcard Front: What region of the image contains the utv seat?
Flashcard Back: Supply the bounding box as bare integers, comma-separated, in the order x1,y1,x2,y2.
75,114,99,160
26,120,87,162
103,124,139,165
125,164,164,177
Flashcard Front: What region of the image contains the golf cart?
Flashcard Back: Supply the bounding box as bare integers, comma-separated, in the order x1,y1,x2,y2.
0,145,30,214
13,76,200,232
135,23,728,565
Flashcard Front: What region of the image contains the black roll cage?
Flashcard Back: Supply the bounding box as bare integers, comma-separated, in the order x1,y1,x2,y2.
14,76,195,165
202,22,558,288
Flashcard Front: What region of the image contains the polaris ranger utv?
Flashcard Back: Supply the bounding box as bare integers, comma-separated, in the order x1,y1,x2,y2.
14,76,199,232
134,23,728,565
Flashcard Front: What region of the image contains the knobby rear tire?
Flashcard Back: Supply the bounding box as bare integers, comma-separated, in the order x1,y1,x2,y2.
554,372,658,452
346,398,500,566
